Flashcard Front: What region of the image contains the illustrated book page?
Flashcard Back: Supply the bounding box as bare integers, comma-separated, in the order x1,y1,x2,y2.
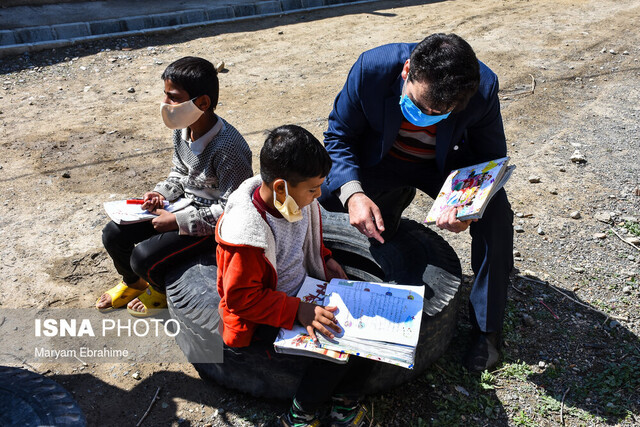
273,276,349,363
318,279,425,368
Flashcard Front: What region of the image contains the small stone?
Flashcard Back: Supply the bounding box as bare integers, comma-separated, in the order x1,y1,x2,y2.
127,87,135,93
628,255,636,261
621,215,638,223
625,237,640,245
609,49,617,54
132,371,140,380
559,167,566,172
515,212,524,218
523,269,538,278
513,250,521,257
570,150,587,163
609,320,620,328
161,402,169,409
593,232,607,239
522,314,535,326
514,225,525,233
549,188,558,195
572,266,585,273
218,408,225,414
570,211,581,219
537,226,545,235
600,47,607,53
623,286,632,294
623,50,629,55
62,172,71,178
538,361,546,368
595,212,612,223
607,402,614,408
528,175,541,184
215,61,225,73
634,187,640,196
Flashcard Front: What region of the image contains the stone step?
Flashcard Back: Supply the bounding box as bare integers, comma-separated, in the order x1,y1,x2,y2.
0,0,372,57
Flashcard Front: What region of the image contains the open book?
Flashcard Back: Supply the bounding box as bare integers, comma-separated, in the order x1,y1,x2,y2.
103,197,192,224
274,277,424,368
425,156,515,224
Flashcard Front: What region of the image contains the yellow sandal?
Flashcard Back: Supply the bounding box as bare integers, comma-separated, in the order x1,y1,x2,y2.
127,286,167,318
96,279,147,312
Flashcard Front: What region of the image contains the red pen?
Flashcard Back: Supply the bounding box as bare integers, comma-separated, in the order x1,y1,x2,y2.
126,199,145,205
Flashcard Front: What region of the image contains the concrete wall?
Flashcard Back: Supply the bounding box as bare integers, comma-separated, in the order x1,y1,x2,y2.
3,0,99,7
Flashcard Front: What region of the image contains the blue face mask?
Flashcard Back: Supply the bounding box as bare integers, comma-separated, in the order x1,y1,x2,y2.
399,81,451,127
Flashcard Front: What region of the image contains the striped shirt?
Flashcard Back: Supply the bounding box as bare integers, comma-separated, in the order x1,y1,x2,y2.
389,119,437,162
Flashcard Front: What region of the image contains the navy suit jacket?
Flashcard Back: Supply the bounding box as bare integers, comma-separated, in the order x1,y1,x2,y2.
323,42,507,194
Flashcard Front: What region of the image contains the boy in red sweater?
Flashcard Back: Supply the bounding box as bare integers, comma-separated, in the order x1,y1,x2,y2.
216,125,369,426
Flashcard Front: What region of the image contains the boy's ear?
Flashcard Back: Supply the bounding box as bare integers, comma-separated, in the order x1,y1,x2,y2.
194,94,211,111
272,179,287,196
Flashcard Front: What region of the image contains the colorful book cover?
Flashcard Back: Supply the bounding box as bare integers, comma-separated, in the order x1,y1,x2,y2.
424,157,514,224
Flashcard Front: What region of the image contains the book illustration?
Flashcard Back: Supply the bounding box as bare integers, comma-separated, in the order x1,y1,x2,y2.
324,280,422,346
274,277,425,368
425,157,514,224
273,277,349,363
103,197,192,224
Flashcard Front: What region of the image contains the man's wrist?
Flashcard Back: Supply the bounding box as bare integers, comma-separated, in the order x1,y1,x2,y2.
337,180,364,207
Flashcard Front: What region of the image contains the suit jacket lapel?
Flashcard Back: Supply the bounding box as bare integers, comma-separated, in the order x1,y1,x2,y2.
436,115,456,173
382,75,404,159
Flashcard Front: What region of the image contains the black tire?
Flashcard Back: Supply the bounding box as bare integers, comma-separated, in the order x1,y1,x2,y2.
166,210,461,399
165,253,223,364
0,366,86,427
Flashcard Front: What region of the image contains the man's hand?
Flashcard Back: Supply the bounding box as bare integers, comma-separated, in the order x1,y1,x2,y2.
325,257,348,280
347,193,385,243
142,191,165,211
151,209,178,232
435,206,475,233
297,302,341,343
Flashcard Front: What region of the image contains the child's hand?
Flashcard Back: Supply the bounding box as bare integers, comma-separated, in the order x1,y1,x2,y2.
325,258,348,280
297,302,341,343
142,191,166,212
151,209,178,232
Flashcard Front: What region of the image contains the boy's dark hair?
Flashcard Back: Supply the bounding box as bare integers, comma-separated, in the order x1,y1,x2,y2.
161,57,219,110
409,33,480,112
260,125,332,185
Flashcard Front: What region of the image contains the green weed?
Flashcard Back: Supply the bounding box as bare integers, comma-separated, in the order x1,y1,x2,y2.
623,221,640,237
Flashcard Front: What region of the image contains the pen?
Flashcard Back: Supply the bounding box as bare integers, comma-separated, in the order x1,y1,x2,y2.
126,199,145,204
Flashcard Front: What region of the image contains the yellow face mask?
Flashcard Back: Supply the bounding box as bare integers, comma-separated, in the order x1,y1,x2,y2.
274,181,303,222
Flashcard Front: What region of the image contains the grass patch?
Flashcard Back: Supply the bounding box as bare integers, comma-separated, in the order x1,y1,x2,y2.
623,221,640,237
495,361,532,380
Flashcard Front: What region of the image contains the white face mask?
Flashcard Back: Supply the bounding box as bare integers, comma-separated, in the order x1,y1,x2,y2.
160,98,204,129
274,181,303,222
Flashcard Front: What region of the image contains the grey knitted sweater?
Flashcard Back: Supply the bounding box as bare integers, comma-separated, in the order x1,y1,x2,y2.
153,117,253,236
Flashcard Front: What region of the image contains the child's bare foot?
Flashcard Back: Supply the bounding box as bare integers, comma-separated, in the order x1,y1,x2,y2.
127,297,145,313
95,279,148,311
126,286,168,317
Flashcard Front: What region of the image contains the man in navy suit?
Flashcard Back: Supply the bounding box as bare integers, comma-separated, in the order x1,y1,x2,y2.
319,33,514,372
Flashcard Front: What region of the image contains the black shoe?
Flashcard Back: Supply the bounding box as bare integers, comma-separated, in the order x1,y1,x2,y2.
464,331,501,372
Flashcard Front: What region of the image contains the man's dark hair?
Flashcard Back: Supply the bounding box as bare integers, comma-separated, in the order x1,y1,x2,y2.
161,57,219,110
409,33,480,112
260,125,332,185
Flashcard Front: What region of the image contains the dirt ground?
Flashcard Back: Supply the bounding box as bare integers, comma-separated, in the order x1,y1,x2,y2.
1,0,639,425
